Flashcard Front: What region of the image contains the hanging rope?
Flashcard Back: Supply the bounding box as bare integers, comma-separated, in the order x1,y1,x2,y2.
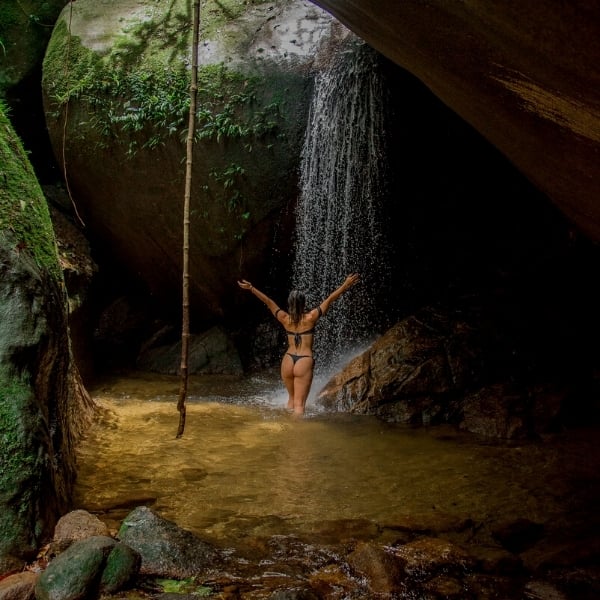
61,1,85,227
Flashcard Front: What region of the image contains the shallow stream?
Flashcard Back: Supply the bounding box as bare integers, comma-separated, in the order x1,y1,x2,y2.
76,371,599,556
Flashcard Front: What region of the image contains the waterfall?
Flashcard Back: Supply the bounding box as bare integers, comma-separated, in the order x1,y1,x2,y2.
293,41,392,370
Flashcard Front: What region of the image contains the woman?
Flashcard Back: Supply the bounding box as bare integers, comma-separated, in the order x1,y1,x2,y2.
238,274,360,416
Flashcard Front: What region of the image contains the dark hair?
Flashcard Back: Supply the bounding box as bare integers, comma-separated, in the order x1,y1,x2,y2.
287,290,306,327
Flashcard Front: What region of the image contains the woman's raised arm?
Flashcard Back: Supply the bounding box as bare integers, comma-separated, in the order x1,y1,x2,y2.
238,279,281,316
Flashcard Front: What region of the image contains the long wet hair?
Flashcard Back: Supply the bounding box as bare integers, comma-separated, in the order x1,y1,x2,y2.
287,290,306,327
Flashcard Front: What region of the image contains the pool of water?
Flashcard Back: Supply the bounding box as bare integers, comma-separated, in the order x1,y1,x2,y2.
75,371,600,552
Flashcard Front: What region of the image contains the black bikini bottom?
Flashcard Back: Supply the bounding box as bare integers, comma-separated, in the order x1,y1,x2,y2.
286,353,313,365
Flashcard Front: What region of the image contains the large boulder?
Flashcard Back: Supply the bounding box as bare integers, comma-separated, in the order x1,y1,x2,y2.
0,0,66,93
118,506,219,579
0,104,95,573
312,1,600,242
316,299,592,437
41,0,352,322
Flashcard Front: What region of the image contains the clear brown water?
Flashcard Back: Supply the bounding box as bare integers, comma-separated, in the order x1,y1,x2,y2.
75,371,600,551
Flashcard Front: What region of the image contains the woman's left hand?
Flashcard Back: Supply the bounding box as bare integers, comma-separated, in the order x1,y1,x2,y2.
238,279,252,290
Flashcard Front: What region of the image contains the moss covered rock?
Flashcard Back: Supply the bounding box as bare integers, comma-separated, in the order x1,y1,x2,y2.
0,102,95,573
0,0,66,94
41,0,351,321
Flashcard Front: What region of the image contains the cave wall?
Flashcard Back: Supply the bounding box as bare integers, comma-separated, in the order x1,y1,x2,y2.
311,0,600,242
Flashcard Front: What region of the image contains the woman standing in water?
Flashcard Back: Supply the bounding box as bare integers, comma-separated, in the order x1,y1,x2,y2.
238,274,360,416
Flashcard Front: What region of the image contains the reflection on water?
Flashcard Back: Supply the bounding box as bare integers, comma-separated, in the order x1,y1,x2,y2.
76,372,599,550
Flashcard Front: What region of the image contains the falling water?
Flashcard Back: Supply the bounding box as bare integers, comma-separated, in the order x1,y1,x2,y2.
293,41,392,369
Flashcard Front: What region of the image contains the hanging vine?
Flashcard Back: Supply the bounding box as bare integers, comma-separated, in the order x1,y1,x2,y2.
60,0,85,228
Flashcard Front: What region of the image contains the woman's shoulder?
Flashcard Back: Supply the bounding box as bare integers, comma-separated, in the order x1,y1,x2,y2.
309,305,323,319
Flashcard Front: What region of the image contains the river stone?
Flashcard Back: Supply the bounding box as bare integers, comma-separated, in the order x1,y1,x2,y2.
0,571,37,600
391,537,476,582
35,535,116,600
118,506,219,578
51,510,111,554
347,542,407,595
381,512,474,536
422,574,465,599
269,589,320,600
99,542,141,594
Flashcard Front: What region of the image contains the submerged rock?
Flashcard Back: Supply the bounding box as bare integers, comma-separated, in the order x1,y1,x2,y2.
118,506,219,579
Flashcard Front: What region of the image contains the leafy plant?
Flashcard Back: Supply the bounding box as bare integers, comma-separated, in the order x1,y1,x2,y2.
154,577,212,596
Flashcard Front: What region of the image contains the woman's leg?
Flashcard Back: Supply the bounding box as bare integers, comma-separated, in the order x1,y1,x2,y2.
281,354,295,410
292,357,314,416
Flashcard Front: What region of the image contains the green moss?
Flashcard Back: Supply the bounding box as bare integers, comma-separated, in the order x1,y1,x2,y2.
0,369,36,486
0,366,40,554
0,102,62,280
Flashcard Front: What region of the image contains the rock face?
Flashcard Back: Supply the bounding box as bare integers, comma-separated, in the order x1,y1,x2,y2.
41,0,352,322
0,0,66,92
0,105,95,573
316,301,589,438
311,0,600,242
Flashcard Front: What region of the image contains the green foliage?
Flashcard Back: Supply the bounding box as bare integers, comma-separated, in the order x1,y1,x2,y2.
209,163,245,210
154,577,212,596
42,19,283,225
44,22,282,157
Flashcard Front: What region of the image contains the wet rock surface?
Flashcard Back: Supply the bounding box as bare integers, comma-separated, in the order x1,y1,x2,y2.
15,508,599,599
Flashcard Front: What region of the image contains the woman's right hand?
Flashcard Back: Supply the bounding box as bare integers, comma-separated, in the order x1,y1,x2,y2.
343,273,360,290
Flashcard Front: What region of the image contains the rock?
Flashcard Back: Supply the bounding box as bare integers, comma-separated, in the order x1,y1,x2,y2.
347,542,407,595
422,574,466,599
34,536,116,600
461,384,530,440
466,545,524,576
41,0,353,319
0,0,66,92
269,590,320,600
313,1,600,244
51,510,111,554
0,571,37,600
99,542,141,594
308,564,359,599
523,580,569,600
520,535,600,573
317,305,491,423
491,518,544,554
381,512,474,537
391,537,476,582
117,506,219,578
136,326,243,375
300,518,380,545
0,105,96,573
